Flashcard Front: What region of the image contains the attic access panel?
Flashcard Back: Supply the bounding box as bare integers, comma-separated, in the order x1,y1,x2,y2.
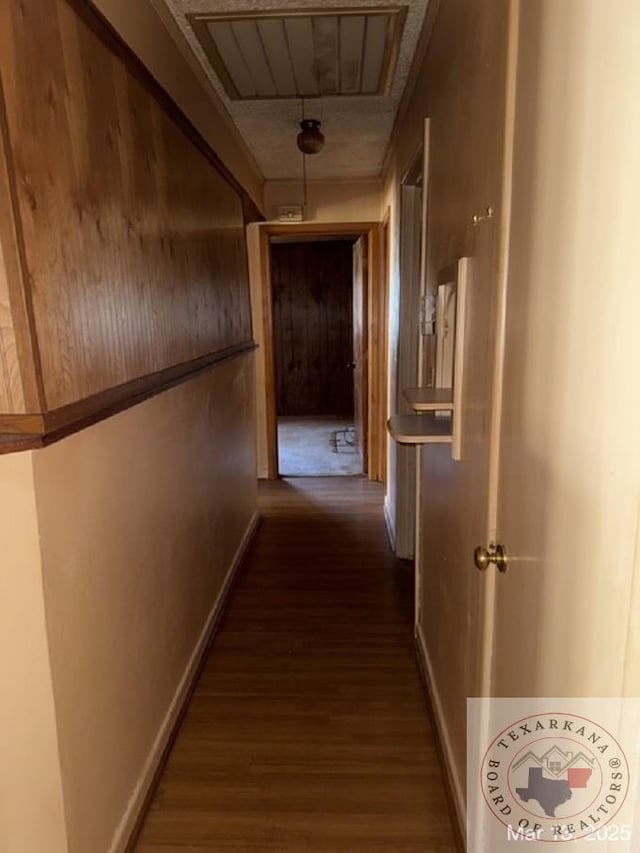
188,7,408,100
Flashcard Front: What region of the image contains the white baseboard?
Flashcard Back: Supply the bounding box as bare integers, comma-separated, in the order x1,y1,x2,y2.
415,621,466,846
383,496,396,552
110,511,261,853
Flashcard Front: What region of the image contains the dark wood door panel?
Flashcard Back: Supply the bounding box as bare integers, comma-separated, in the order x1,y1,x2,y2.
272,241,353,417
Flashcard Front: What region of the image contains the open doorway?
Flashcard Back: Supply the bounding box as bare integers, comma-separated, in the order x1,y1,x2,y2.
271,236,366,476
258,221,384,482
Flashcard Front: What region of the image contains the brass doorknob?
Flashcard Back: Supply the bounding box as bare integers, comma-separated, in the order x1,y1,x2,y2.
474,544,508,573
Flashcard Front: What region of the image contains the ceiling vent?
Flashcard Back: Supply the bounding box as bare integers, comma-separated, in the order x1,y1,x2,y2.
188,7,408,100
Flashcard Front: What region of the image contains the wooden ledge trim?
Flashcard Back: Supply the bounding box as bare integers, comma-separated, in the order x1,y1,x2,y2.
0,342,257,455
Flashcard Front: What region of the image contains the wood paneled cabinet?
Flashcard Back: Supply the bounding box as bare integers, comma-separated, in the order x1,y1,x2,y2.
0,0,259,452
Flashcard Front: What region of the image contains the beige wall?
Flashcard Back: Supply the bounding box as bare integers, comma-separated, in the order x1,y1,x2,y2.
381,0,509,550
93,0,264,211
33,354,257,853
0,4,261,852
383,1,512,824
383,0,640,833
264,180,381,224
0,354,257,853
0,452,68,853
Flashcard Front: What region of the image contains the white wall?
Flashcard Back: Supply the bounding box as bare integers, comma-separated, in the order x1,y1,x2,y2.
492,0,640,698
380,181,401,548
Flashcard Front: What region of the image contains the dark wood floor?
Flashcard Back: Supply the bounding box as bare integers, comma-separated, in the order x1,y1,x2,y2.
135,477,458,852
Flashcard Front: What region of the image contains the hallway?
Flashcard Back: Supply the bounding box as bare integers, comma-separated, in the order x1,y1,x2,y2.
134,478,458,851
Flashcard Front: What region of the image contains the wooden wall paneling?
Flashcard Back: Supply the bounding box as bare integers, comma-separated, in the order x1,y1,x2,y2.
75,0,263,226
0,199,23,415
259,230,279,480
271,242,354,417
0,0,257,441
0,80,43,416
272,246,295,413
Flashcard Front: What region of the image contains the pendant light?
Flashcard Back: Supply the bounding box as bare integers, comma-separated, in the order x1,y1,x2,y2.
296,97,325,214
297,118,325,155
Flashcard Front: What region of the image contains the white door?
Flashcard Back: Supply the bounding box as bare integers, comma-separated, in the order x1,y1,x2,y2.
487,0,640,717
470,6,640,848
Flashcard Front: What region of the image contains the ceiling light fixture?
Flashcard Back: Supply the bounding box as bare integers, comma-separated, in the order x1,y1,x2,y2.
297,118,325,155
296,97,325,217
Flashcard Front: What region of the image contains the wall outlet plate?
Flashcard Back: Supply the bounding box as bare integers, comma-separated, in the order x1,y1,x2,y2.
277,205,304,222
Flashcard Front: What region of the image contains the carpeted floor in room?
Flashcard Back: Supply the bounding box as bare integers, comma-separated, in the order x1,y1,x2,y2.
277,416,362,476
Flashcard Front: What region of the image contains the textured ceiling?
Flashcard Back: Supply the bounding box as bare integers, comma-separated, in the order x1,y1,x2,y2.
154,0,429,180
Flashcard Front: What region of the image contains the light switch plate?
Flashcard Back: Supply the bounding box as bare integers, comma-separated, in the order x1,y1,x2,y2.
277,205,303,222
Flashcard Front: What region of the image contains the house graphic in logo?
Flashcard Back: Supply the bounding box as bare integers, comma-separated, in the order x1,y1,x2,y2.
513,747,595,817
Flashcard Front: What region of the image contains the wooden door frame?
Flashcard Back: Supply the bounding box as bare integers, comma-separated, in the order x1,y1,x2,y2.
259,221,384,481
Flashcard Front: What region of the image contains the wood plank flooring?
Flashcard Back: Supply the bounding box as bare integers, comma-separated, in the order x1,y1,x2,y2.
135,477,458,852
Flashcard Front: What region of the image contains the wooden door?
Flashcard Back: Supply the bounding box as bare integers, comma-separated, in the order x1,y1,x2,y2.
271,241,354,416
352,236,368,472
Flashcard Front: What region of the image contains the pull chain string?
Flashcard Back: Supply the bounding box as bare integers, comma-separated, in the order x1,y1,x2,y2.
300,94,307,212
302,151,307,212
